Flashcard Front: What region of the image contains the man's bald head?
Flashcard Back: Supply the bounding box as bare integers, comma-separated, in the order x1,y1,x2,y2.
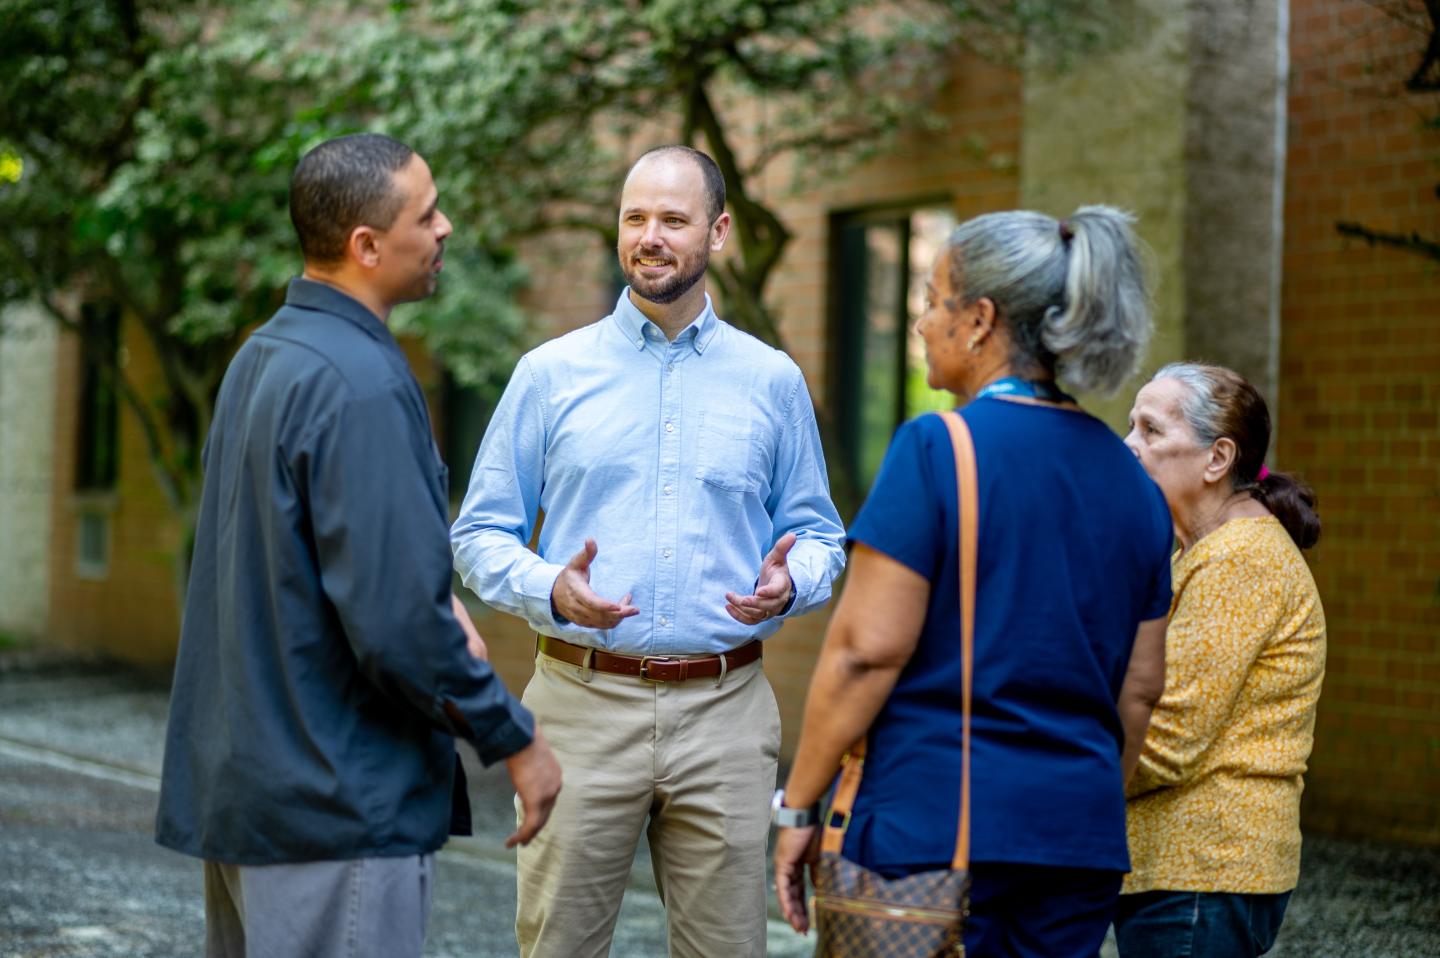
625,146,726,224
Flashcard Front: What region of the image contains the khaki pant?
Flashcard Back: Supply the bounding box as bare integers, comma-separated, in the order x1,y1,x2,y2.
516,650,781,958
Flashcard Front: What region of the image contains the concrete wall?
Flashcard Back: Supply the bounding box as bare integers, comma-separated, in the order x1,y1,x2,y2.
1020,0,1191,429
0,303,57,640
1182,0,1288,411
1021,0,1289,427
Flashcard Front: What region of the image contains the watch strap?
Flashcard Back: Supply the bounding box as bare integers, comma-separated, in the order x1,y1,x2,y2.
771,789,819,828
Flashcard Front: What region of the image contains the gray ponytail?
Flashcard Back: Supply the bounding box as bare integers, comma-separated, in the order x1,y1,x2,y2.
946,205,1152,395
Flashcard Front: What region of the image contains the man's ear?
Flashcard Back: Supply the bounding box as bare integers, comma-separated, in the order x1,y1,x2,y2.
709,211,732,252
348,225,382,269
1205,437,1238,486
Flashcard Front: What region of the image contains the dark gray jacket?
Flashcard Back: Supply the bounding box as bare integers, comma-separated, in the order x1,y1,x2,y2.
156,279,532,865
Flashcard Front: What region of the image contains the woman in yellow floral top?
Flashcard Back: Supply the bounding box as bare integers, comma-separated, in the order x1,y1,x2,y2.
1117,362,1326,957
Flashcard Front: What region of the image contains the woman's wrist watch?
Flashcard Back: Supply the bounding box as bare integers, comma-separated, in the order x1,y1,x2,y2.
770,788,819,828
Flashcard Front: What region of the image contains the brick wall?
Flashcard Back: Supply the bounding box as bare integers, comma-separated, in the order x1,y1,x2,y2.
1281,0,1440,843
48,319,184,667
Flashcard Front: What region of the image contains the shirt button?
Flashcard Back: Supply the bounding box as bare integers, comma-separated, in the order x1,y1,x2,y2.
666,362,675,371
658,615,669,626
663,485,672,496
662,548,672,559
635,338,644,348
665,422,675,433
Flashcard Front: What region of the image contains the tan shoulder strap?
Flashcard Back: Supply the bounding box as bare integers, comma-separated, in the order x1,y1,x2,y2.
819,411,978,872
941,410,976,871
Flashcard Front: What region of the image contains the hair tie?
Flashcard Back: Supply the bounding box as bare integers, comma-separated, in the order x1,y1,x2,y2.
1257,465,1270,481
1058,219,1074,244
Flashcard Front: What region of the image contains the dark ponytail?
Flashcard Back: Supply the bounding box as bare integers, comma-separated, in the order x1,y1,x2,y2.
1153,362,1322,550
1254,472,1322,550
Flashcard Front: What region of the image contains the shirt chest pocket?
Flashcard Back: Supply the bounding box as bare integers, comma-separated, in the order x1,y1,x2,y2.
695,409,763,496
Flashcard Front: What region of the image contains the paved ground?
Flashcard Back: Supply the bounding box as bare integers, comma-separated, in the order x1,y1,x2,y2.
0,661,1436,957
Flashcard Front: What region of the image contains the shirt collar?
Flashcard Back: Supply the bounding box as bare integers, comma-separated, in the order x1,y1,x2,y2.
610,288,719,355
284,277,394,345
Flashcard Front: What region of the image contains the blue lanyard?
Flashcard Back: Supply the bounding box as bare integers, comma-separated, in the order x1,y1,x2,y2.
973,376,1073,403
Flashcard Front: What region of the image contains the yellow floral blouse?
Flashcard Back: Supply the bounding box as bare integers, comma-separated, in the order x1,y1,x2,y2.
1124,515,1327,894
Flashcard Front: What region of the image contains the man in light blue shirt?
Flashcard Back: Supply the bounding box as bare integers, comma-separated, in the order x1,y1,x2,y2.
452,145,845,957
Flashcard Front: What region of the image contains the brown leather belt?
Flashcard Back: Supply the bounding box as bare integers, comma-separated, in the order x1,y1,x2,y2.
537,635,762,682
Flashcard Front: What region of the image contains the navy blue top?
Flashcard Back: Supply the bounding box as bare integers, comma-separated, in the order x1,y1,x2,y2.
156,279,534,865
843,399,1173,875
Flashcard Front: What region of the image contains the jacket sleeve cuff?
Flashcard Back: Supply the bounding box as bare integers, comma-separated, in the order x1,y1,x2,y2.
467,700,536,767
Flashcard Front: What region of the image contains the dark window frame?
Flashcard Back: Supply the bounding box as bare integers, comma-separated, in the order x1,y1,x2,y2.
74,304,120,493
826,197,954,497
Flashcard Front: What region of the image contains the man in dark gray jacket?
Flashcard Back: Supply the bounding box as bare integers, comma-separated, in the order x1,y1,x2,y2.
156,133,561,958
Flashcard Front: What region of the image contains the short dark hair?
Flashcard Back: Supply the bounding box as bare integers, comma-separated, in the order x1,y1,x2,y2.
289,133,415,264
629,145,726,224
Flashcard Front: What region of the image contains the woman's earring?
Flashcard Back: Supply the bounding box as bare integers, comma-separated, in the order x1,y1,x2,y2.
966,331,983,352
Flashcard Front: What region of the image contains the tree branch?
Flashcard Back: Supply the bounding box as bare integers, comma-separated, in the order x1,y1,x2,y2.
1337,220,1440,261
112,362,188,513
690,83,791,292
1408,0,1440,91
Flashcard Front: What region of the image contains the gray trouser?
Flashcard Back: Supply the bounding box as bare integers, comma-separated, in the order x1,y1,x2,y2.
204,854,435,958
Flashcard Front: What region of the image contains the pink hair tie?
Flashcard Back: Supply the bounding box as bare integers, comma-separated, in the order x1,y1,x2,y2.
1257,465,1270,481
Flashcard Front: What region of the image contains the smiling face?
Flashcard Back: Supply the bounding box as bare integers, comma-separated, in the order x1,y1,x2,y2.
1124,377,1213,511
375,153,452,305
616,153,728,307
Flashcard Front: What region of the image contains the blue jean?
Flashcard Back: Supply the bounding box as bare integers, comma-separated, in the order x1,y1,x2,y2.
1113,889,1293,958
961,863,1124,958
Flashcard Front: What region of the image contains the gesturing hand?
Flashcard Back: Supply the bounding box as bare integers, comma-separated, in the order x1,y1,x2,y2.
550,538,640,629
725,532,796,625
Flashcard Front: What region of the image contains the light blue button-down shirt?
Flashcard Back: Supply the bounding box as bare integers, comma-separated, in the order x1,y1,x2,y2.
452,290,846,655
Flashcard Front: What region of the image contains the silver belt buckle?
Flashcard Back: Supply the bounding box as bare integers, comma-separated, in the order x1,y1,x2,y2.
638,655,679,682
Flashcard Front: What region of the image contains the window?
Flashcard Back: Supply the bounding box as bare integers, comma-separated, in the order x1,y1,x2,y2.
830,204,957,495
73,303,119,580
440,372,494,510
75,304,119,492
75,510,110,579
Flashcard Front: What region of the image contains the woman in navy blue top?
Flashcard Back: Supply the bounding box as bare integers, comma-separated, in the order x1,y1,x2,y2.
774,207,1174,958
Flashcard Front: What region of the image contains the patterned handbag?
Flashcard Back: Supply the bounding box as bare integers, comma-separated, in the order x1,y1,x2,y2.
811,409,977,958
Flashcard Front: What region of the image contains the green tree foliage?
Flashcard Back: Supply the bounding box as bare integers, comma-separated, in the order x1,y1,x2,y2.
0,0,1105,599
0,0,528,589
378,0,1109,347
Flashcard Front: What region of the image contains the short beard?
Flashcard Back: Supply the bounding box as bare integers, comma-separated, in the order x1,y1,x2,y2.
622,248,709,305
